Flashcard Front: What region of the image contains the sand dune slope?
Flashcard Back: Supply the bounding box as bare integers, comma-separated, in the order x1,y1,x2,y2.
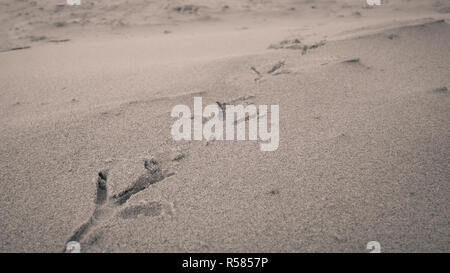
0,1,449,253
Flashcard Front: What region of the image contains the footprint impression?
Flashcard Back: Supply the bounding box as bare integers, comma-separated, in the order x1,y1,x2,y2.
64,158,175,252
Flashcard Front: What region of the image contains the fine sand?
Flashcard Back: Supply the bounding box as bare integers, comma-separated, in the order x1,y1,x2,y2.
0,0,449,252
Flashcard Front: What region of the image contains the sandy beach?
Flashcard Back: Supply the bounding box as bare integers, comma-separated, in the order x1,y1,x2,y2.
0,0,449,253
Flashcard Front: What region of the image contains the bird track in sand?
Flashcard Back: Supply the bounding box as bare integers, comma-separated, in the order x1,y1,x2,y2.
64,158,176,252
64,93,269,251
251,60,292,83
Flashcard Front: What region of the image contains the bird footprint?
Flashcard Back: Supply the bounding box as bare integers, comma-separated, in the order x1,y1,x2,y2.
64,158,174,252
